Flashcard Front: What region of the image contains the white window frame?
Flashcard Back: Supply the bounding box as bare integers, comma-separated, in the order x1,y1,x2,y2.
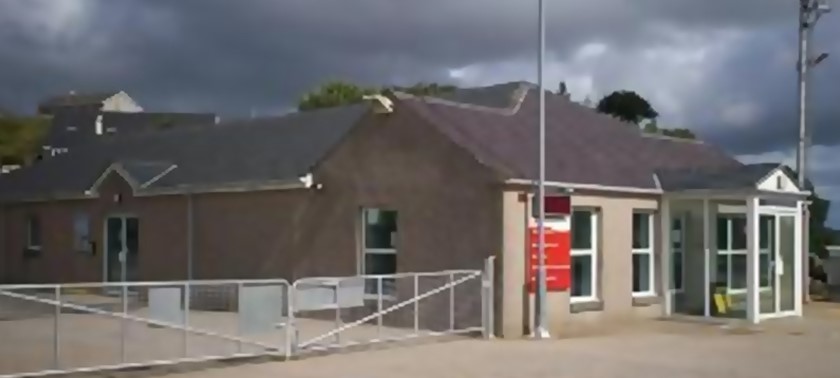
359,208,397,299
26,215,42,250
717,213,771,294
632,212,656,298
570,209,598,304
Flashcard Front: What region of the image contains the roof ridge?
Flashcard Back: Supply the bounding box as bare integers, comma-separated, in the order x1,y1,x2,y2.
392,82,531,115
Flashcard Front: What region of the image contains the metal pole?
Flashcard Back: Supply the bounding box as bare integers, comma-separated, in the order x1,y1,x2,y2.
183,283,190,357
449,273,455,332
534,0,550,339
53,286,61,369
413,275,419,334
377,277,383,338
187,194,194,281
121,283,128,363
797,0,809,190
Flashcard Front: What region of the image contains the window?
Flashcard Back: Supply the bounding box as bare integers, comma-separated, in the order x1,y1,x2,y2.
26,215,42,250
570,210,597,302
361,208,397,296
716,214,771,292
632,212,655,296
671,217,685,292
73,213,91,253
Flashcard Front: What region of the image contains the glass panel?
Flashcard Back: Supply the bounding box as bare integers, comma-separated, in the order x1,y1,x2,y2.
106,218,123,282
364,209,397,249
779,215,796,312
716,217,729,250
671,218,683,249
632,213,650,249
759,253,771,288
731,217,747,250
27,216,42,248
571,211,592,250
632,253,651,293
571,255,592,297
364,253,397,295
125,218,140,281
715,253,729,288
730,254,747,290
73,213,90,252
672,252,683,291
759,215,774,250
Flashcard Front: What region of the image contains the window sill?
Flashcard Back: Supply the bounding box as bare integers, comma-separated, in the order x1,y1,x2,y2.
632,295,661,307
570,300,603,313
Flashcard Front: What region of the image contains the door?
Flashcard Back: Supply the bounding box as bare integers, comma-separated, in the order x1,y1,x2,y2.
777,215,796,313
105,216,140,282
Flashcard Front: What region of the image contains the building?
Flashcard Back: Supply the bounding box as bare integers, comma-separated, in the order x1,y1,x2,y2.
0,82,809,337
37,91,143,116
42,110,218,158
35,91,216,158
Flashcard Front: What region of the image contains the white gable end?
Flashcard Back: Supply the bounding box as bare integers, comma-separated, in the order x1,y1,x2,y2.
102,91,143,113
757,168,799,193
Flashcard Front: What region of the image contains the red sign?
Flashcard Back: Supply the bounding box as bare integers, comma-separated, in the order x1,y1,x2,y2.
526,227,571,292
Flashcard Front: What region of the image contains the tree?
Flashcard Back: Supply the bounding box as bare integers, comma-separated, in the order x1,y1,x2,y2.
297,81,458,111
596,90,659,124
0,116,50,165
389,82,457,97
297,81,377,111
640,119,697,140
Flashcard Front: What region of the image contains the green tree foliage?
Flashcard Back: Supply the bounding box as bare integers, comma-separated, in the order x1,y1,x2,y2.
641,119,697,140
0,115,50,165
297,81,378,111
297,81,457,111
808,188,832,258
596,90,659,124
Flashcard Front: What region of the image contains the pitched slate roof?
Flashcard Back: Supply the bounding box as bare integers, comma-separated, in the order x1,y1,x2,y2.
0,104,367,201
656,163,784,191
0,81,777,202
44,111,217,149
38,91,118,109
399,82,743,189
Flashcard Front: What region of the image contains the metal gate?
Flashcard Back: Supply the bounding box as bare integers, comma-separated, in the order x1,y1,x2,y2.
0,279,292,378
0,257,495,377
289,257,495,354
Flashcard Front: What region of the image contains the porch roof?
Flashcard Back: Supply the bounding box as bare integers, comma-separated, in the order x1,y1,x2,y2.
657,163,810,199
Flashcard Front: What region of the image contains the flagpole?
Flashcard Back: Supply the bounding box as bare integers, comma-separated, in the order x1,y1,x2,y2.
534,0,550,339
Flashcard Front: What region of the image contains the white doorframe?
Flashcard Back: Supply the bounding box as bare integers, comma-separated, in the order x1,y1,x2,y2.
757,207,800,321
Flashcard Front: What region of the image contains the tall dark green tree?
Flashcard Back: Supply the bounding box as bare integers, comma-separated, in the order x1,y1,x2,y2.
596,90,659,124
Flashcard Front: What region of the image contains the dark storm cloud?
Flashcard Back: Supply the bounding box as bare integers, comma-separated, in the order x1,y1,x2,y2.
0,0,815,117
690,20,840,156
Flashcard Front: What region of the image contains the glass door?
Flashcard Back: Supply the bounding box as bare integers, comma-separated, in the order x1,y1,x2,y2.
759,215,776,315
105,216,140,282
778,215,796,313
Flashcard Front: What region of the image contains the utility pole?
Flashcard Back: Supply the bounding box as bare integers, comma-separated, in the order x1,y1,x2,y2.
533,0,550,339
796,0,830,303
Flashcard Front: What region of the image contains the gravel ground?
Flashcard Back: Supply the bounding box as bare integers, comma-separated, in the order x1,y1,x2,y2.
4,304,840,378
144,304,840,378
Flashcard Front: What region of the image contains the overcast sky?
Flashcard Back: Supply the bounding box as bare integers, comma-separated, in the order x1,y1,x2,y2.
1,0,839,225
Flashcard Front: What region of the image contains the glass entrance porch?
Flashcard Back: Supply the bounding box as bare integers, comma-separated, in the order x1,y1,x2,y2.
663,196,803,323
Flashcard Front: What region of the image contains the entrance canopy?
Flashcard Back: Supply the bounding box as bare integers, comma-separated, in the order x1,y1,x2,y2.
656,164,809,324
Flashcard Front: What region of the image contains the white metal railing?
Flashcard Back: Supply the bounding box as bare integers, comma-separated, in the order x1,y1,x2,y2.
0,258,496,377
0,279,291,378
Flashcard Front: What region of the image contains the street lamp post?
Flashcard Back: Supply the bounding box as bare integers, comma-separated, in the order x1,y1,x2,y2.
796,0,830,303
533,0,550,339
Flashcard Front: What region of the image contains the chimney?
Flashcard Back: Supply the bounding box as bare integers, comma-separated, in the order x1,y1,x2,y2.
95,114,103,135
